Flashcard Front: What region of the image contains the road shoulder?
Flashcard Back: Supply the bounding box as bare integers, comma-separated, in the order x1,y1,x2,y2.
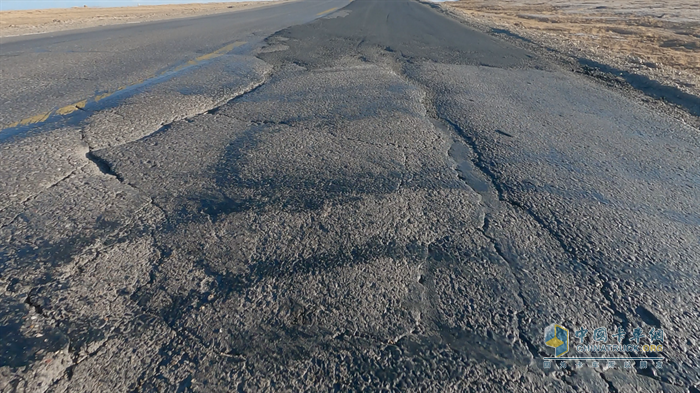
427,0,700,127
0,0,295,38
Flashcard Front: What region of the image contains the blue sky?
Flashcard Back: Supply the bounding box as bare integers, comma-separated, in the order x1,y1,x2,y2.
0,0,256,11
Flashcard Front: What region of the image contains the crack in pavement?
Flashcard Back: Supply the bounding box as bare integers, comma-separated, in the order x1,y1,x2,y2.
83,73,271,176
392,59,660,387
1,67,272,231
4,0,699,389
600,372,620,393
34,69,298,387
404,71,688,388
393,65,550,370
0,164,88,230
431,112,629,329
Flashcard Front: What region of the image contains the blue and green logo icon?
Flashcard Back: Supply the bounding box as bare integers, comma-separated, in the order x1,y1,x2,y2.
545,324,569,357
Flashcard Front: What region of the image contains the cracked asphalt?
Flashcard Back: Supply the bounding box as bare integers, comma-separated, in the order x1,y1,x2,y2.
1,0,699,391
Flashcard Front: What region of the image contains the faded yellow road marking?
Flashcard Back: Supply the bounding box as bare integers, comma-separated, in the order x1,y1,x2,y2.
56,104,79,116
95,92,112,102
56,100,88,115
1,41,247,132
317,7,338,16
18,112,51,126
196,41,246,61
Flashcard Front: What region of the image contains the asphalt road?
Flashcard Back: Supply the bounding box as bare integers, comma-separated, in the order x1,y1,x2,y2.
1,0,699,391
0,0,349,129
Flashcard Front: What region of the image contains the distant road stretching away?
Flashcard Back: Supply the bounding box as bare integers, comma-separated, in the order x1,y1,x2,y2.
1,0,698,391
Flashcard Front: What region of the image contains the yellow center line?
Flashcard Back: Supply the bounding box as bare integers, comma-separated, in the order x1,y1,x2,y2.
55,99,88,116
95,92,112,102
56,104,80,116
1,41,247,132
196,41,246,61
18,112,51,126
317,7,338,16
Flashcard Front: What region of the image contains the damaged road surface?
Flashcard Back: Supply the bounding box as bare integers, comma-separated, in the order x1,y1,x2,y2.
1,0,699,391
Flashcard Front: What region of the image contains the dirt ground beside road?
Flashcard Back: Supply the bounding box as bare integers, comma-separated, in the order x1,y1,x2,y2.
440,0,700,108
0,1,292,38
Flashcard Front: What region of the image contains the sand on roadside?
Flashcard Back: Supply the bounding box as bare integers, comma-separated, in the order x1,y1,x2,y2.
439,0,700,105
0,1,294,38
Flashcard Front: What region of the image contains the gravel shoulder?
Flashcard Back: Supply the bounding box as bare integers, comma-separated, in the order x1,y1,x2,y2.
0,1,294,38
435,0,700,118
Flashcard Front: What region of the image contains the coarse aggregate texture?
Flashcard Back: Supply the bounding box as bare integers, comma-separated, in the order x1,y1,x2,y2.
1,0,698,391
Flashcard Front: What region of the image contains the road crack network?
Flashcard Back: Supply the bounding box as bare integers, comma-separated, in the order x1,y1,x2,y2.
401,68,544,363
1,69,274,230
387,56,649,382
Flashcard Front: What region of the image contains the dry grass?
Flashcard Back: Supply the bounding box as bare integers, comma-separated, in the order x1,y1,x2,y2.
442,0,700,98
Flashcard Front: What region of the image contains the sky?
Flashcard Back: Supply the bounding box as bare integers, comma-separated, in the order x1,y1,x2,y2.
0,0,256,11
